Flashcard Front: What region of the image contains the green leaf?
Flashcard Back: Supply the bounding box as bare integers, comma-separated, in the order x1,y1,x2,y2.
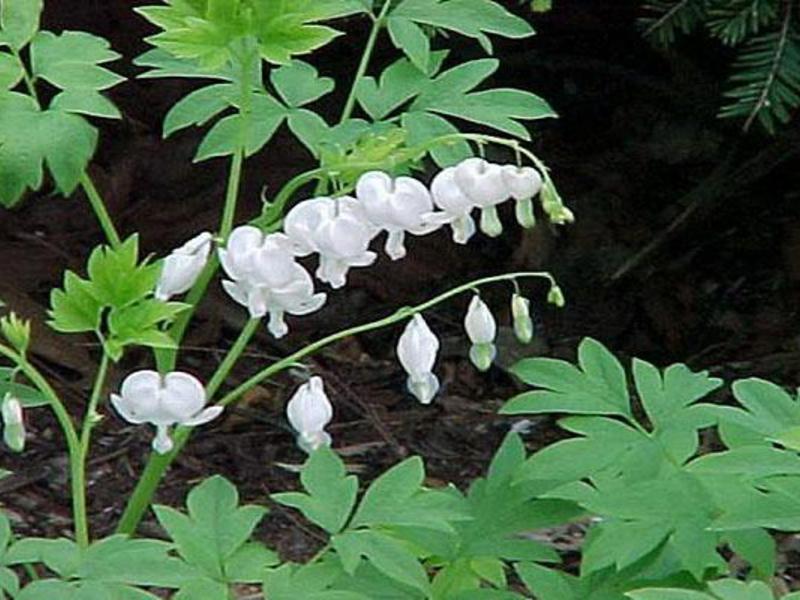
51,89,122,119
0,92,98,206
224,542,279,583
287,109,331,156
31,31,125,92
402,110,472,166
390,0,534,54
716,378,800,448
272,446,358,534
0,367,49,408
626,590,712,600
86,236,160,308
271,60,334,107
332,530,430,594
0,51,22,89
723,528,775,580
194,92,286,161
154,475,267,581
504,338,631,417
48,271,103,333
387,17,431,72
0,0,43,50
350,456,469,532
173,578,229,600
108,299,188,353
163,83,234,137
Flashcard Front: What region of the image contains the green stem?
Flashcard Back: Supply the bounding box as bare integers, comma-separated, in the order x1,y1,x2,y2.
117,318,260,534
115,271,555,535
220,151,245,240
80,174,122,248
339,2,391,123
0,345,84,542
73,351,111,548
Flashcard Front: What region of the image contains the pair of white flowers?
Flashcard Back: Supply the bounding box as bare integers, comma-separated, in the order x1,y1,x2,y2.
110,369,332,455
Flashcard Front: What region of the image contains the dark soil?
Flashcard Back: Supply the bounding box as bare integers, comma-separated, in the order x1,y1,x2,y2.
1,0,799,592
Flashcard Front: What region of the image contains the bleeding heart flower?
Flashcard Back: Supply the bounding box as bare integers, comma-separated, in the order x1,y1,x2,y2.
453,159,509,238
397,314,440,404
218,226,297,290
464,295,497,371
286,376,333,453
356,171,438,260
111,370,222,454
424,167,478,245
502,166,542,229
155,232,213,301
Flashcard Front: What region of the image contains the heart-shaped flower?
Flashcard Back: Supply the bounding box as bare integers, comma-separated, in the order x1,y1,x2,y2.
286,376,333,453
356,171,439,260
111,370,223,454
502,166,542,229
155,231,214,301
284,197,337,257
219,226,297,290
453,159,509,237
424,167,478,245
397,314,441,404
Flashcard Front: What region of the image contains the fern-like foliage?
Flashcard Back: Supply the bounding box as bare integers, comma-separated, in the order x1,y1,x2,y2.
640,0,707,47
640,0,800,134
707,0,779,45
720,8,800,132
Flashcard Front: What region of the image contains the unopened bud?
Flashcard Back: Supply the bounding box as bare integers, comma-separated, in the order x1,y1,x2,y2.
547,284,566,308
1,313,30,354
2,395,25,453
511,294,534,344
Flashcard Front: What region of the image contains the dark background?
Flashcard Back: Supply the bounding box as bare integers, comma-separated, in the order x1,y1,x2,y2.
1,0,799,567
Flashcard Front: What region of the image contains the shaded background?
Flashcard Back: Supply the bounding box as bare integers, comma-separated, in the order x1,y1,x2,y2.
1,0,799,571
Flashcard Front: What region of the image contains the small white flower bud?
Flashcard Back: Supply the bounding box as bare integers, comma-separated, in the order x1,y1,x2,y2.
2,395,24,453
286,377,333,453
397,315,440,404
155,232,213,301
465,296,497,371
511,293,534,344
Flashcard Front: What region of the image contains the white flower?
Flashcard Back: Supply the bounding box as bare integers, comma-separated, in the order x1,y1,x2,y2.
511,293,534,344
285,196,378,288
2,394,24,453
464,295,497,371
397,314,440,404
356,171,438,260
155,232,213,301
454,158,509,237
286,376,333,453
424,167,477,245
222,265,327,338
111,370,223,454
219,225,327,337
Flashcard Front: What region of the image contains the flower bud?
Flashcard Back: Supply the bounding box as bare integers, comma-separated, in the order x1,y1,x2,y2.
2,395,25,453
547,284,566,308
155,232,213,301
286,377,333,453
397,315,440,404
511,293,534,344
465,296,497,371
0,313,30,354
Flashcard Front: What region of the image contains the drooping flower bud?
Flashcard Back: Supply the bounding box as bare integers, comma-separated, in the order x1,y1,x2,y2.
511,293,534,344
2,394,24,453
396,314,440,404
464,295,497,372
286,377,333,453
111,370,222,454
155,232,213,301
547,284,566,308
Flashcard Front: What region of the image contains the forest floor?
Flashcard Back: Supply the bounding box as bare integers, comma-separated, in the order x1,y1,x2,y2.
1,0,799,595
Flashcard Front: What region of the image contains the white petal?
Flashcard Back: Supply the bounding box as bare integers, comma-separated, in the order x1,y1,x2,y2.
287,377,333,435
407,371,440,405
432,167,474,214
454,158,508,206
156,252,205,300
501,165,543,200
158,372,207,423
182,405,224,426
397,314,439,379
451,215,476,244
268,310,289,338
465,295,497,344
152,425,174,454
384,230,407,260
